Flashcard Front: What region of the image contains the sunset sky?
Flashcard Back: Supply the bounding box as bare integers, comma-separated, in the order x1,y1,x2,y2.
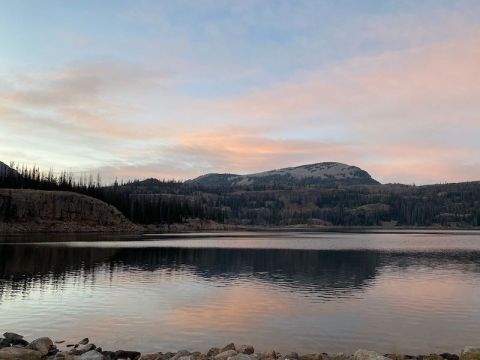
1,0,479,184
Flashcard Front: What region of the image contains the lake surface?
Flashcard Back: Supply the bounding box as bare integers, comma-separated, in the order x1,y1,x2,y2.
1,231,480,354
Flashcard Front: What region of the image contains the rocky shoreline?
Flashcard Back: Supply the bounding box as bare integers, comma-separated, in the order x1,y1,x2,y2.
1,332,480,360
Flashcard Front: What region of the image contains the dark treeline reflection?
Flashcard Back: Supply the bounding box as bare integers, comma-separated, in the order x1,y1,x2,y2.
2,245,480,300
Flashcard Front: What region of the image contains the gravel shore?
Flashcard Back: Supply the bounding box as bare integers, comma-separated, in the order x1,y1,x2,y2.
1,332,480,360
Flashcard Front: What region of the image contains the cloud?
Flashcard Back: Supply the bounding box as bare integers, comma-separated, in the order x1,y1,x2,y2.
1,7,480,184
1,60,170,140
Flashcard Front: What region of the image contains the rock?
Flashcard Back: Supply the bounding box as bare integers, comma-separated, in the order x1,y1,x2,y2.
221,344,236,353
79,339,90,346
71,344,96,355
47,351,76,360
170,351,191,360
101,351,116,360
27,337,54,355
299,354,326,360
79,350,105,360
177,356,193,360
215,350,238,360
441,354,459,360
13,339,30,347
114,350,141,360
55,340,66,344
258,351,278,360
238,346,255,355
1,338,11,348
354,350,390,360
3,332,24,342
208,348,221,357
385,355,407,360
227,354,257,360
461,348,480,360
283,353,299,360
0,347,42,360
139,354,163,360
192,354,209,360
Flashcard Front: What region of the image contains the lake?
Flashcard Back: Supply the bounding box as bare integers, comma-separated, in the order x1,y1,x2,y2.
1,231,480,355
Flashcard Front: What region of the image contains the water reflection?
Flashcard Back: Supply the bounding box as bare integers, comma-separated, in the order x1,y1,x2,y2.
1,234,480,354
2,244,480,300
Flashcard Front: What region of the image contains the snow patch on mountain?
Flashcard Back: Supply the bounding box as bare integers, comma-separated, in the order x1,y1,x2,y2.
189,162,379,187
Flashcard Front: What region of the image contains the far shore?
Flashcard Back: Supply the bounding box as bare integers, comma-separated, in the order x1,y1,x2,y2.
2,221,480,236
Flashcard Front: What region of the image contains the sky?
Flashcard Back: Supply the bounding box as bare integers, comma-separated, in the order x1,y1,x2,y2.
0,0,479,184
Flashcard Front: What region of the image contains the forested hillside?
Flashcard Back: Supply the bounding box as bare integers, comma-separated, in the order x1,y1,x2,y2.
1,162,480,228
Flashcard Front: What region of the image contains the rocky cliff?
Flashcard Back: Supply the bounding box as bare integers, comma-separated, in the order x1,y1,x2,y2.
0,189,140,233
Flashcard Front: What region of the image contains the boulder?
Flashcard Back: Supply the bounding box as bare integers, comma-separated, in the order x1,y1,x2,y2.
71,344,96,355
170,351,191,360
238,346,255,355
79,350,105,360
13,338,30,347
207,348,221,357
424,355,443,360
215,350,238,360
0,347,42,360
258,351,278,360
27,337,54,355
283,353,299,360
221,345,236,353
227,354,257,360
3,332,24,342
354,350,390,360
440,354,459,360
0,338,10,348
79,339,90,346
114,350,141,360
101,351,116,360
192,354,209,360
46,351,76,360
177,356,193,360
139,354,164,360
298,354,325,360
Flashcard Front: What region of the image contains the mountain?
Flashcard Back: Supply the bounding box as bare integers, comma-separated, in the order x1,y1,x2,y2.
188,162,379,187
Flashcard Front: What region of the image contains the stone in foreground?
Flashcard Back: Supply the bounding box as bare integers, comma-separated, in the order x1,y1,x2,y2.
27,337,54,356
215,350,238,360
0,347,43,360
354,350,389,360
238,346,255,355
79,350,105,360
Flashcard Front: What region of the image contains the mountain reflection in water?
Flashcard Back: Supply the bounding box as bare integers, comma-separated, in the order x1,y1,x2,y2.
1,233,480,355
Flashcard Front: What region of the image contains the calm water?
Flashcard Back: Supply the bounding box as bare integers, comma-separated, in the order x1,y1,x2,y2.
1,231,480,354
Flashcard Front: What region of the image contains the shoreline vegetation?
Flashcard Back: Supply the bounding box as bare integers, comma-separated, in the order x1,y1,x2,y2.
1,333,480,360
0,187,480,234
2,161,480,233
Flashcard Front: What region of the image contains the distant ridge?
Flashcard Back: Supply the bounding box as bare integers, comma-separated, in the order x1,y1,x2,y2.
187,162,379,187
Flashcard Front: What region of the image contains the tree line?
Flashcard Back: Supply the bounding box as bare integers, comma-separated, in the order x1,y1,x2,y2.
1,162,480,227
